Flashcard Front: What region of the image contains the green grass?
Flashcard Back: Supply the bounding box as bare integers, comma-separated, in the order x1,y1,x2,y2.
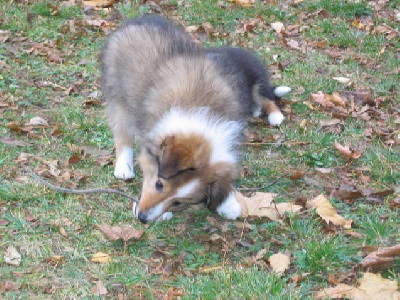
1,0,399,299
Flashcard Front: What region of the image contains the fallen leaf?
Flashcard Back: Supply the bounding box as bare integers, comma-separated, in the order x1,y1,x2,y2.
268,252,290,275
0,137,30,147
270,22,285,33
48,255,65,266
0,281,21,292
310,91,335,108
92,252,111,263
358,244,400,272
333,77,351,84
97,224,144,242
334,141,361,159
91,280,108,296
0,30,11,43
25,116,49,126
326,92,347,107
315,272,400,300
229,0,255,7
4,246,22,266
306,194,353,229
236,192,302,222
68,154,81,165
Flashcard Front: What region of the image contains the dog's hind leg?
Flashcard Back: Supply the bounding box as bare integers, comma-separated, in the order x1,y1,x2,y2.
253,84,291,126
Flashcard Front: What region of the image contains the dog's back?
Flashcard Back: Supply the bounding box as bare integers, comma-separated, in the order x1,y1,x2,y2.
101,15,243,140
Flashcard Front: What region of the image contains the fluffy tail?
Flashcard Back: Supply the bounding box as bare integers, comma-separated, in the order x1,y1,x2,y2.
273,86,291,98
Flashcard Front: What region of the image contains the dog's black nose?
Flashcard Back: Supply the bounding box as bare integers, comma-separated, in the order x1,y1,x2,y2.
137,212,148,224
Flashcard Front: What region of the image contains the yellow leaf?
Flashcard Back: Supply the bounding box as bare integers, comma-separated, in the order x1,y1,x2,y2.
236,192,302,222
4,246,22,266
315,273,400,300
229,0,255,7
268,252,290,275
306,194,353,228
91,252,111,263
270,22,285,33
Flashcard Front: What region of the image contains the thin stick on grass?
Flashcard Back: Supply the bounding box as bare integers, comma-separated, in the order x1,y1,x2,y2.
22,165,138,203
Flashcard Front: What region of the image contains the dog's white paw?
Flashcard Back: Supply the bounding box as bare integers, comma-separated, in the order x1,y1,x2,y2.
268,111,285,126
114,147,135,179
157,212,173,221
252,107,262,117
217,192,242,220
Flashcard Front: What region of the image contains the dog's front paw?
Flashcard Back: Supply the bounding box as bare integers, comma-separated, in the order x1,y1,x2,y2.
114,159,135,179
268,111,285,126
157,212,173,221
216,192,242,220
114,147,135,179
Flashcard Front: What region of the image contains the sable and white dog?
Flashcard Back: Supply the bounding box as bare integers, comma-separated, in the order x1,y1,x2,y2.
101,15,290,223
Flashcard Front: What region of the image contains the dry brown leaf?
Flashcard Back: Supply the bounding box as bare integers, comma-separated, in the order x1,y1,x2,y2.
310,91,335,108
0,137,30,147
229,0,255,7
268,252,290,275
306,194,353,229
334,141,361,159
91,280,108,296
326,92,347,107
92,252,111,263
359,244,400,272
0,30,11,43
97,224,144,242
4,246,22,266
0,281,21,292
236,192,302,222
315,284,356,299
315,273,400,300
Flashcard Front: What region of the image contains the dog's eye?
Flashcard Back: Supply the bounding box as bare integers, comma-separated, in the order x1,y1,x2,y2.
172,201,181,207
155,180,163,191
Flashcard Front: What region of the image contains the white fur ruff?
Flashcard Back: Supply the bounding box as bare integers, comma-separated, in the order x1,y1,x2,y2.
147,107,243,164
114,146,135,179
216,192,242,220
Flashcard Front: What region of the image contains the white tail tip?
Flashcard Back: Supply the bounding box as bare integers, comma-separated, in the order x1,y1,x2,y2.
273,86,291,98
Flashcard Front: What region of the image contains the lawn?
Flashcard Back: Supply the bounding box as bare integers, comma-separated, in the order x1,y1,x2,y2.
0,0,399,299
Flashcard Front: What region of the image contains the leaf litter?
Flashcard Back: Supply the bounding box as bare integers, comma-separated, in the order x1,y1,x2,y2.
1,0,399,298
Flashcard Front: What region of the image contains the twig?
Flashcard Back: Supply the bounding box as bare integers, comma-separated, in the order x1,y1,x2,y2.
22,165,138,203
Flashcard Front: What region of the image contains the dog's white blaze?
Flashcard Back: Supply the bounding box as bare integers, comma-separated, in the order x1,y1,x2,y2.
148,108,243,164
216,192,242,220
268,111,285,126
114,146,135,179
273,86,291,98
174,179,201,198
144,201,167,222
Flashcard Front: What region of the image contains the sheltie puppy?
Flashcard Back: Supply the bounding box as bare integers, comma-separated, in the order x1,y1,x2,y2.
101,15,290,223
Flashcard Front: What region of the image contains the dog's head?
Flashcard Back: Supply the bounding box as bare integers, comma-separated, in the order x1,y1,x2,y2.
134,133,237,223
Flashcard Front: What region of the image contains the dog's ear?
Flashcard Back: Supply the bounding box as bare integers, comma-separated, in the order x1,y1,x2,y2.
206,162,237,211
158,136,193,179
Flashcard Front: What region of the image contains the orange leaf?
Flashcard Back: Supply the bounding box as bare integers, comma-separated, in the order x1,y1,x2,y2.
334,141,361,159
